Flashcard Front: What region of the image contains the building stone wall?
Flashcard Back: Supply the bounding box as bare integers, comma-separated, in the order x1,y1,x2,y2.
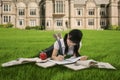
0,0,120,30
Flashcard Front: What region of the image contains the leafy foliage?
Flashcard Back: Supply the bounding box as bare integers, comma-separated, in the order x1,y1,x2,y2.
25,26,45,30
108,25,120,30
0,23,13,28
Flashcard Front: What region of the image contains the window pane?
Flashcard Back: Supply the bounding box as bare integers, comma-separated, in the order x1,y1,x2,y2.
77,9,82,16
3,16,11,23
100,9,106,16
30,20,36,26
88,19,94,25
88,9,94,15
19,19,24,25
56,20,63,26
78,21,80,26
100,19,106,26
4,4,11,12
54,0,64,13
30,9,36,15
19,9,25,15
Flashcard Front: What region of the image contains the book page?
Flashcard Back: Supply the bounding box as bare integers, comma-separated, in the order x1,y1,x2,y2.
76,59,97,67
96,62,116,69
64,59,97,70
49,57,81,65
49,60,73,65
36,61,56,68
65,57,81,62
64,63,89,70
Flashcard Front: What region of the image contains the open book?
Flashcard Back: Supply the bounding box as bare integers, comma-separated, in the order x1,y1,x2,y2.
64,60,116,71
36,61,56,68
49,57,81,65
1,58,48,67
35,57,81,68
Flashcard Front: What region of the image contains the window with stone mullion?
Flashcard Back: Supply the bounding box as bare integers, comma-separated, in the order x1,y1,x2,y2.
3,4,11,12
3,16,11,23
30,9,36,15
88,19,94,25
55,0,64,14
19,9,25,15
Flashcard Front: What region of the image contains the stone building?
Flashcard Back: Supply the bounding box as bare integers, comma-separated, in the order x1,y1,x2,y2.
0,0,120,30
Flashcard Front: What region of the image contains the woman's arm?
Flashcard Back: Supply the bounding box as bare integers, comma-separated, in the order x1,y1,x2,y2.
51,48,64,61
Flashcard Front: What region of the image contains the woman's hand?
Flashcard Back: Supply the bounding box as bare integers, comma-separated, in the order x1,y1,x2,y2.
52,49,64,61
80,56,88,60
56,55,64,61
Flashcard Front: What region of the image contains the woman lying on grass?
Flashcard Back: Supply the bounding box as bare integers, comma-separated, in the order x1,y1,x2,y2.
51,29,87,61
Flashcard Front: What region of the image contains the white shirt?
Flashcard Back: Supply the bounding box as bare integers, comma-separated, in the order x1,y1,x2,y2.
54,39,82,55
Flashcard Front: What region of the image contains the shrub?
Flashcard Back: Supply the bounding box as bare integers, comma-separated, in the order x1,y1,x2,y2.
0,24,4,28
108,25,118,30
5,23,14,28
25,26,43,30
25,26,31,30
41,26,45,30
0,23,13,28
36,26,41,30
116,26,120,30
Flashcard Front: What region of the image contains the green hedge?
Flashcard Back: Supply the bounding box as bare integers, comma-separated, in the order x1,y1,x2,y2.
0,23,13,28
25,26,45,30
108,25,120,30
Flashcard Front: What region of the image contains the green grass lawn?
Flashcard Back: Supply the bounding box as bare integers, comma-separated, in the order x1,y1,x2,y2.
0,28,120,80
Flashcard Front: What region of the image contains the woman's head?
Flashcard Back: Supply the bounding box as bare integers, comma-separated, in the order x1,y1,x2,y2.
67,29,83,47
64,29,83,56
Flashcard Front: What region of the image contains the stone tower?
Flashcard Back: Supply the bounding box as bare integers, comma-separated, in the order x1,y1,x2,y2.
45,0,70,30
109,0,119,26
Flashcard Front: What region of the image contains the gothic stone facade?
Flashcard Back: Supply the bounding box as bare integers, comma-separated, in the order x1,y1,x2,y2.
0,0,120,30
